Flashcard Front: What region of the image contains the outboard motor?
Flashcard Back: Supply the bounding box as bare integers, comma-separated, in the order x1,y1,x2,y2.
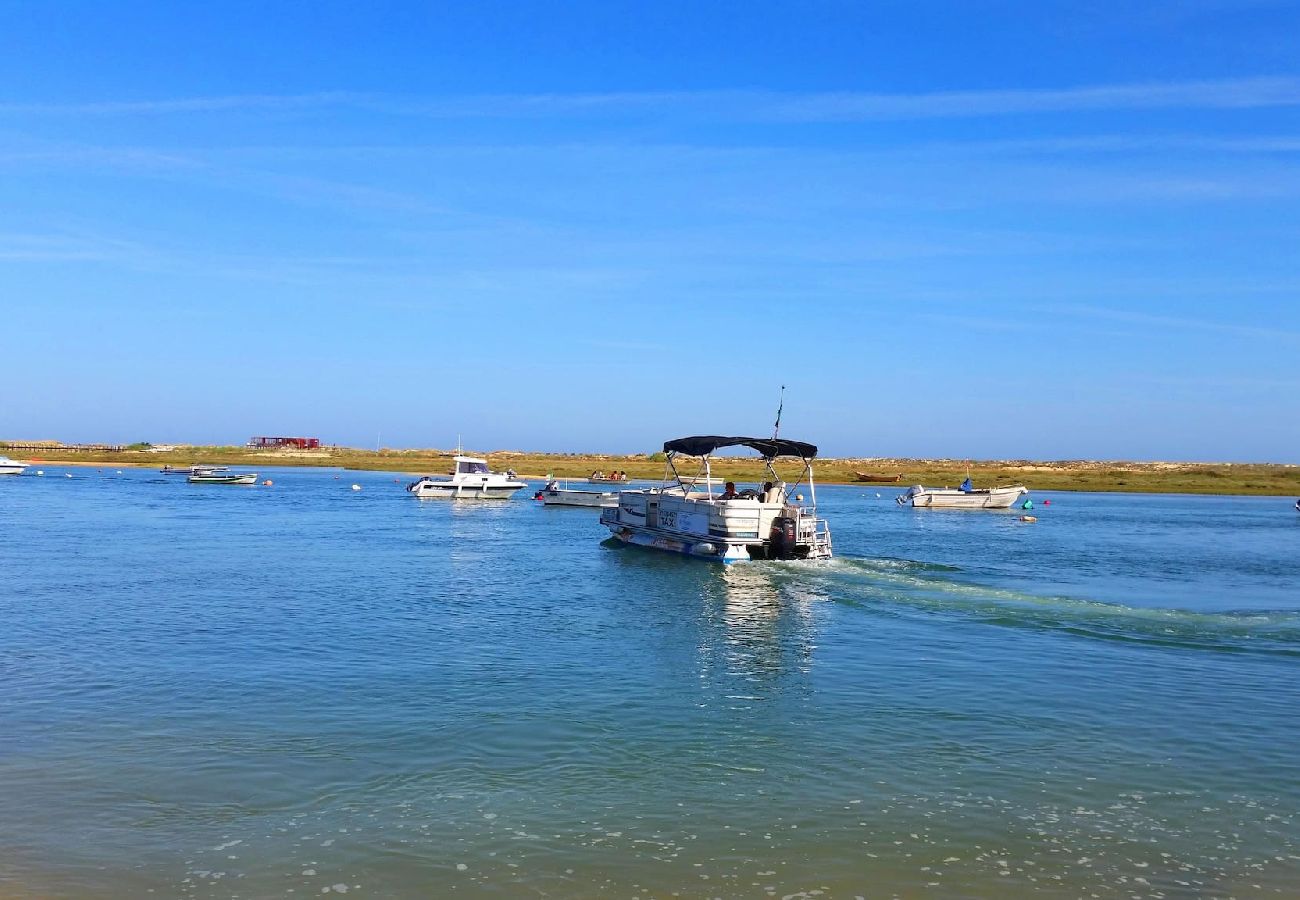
769,515,800,559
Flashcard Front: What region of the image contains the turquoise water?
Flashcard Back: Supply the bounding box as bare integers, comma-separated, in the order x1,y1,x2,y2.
2,468,1298,898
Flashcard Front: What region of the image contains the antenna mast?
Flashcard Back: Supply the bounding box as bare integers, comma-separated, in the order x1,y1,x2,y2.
773,385,786,439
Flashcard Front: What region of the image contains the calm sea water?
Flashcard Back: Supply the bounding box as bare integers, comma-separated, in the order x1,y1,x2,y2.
2,468,1298,899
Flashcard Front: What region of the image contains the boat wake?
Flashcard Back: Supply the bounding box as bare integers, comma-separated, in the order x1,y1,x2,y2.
787,556,1300,657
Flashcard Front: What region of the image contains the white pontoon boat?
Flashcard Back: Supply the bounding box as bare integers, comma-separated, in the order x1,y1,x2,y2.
600,435,832,563
407,454,527,500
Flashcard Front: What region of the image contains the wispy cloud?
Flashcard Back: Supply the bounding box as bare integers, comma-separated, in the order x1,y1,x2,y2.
1041,303,1300,344
4,77,1299,122
0,92,363,116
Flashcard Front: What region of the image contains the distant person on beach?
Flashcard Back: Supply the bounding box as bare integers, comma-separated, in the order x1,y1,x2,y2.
719,481,739,500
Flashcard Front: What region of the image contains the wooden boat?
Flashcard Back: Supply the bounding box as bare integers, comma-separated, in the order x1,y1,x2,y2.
855,472,902,482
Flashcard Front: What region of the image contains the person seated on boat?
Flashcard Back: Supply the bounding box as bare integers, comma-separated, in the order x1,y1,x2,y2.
718,481,739,500
959,476,974,493
759,481,775,502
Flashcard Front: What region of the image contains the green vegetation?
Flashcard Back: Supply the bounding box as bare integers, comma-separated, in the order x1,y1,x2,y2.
8,443,1298,496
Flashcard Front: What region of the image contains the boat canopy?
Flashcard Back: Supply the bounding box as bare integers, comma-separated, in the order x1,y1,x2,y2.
663,435,818,460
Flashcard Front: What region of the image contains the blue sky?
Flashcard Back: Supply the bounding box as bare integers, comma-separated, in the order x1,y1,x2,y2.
2,1,1298,461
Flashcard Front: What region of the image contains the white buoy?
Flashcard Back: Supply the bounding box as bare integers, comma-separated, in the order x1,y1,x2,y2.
351,484,362,491
875,492,881,498
65,473,72,478
116,470,123,474
36,470,44,476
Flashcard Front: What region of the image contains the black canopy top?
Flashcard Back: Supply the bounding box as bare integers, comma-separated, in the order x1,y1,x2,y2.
663,435,818,459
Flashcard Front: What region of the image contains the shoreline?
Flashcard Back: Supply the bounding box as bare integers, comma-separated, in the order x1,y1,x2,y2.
6,447,1298,496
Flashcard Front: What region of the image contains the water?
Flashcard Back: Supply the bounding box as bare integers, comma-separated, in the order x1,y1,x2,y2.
2,468,1298,898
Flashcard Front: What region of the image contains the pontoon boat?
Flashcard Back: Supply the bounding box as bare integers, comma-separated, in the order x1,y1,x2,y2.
600,435,832,563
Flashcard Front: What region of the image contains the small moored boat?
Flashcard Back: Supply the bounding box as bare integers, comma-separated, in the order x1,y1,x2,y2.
855,472,902,482
588,472,630,483
187,466,259,485
0,456,30,476
897,481,1028,509
407,454,527,500
535,479,620,508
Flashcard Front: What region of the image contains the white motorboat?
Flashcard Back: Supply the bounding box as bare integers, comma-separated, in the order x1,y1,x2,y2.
0,456,30,476
407,454,527,500
187,466,259,485
600,434,832,563
535,479,620,508
898,482,1028,509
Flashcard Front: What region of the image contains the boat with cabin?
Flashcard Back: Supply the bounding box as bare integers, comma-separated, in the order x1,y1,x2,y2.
600,435,832,563
897,480,1028,509
187,466,259,485
0,456,30,476
535,479,620,508
407,454,527,499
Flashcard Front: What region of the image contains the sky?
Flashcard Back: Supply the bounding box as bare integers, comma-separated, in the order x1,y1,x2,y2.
2,1,1299,462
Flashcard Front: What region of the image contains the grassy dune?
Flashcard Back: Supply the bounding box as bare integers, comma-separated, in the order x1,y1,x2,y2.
6,444,1299,496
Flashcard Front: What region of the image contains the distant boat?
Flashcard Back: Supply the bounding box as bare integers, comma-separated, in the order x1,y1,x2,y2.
898,483,1028,509
588,473,629,483
0,456,30,476
407,453,526,500
187,466,259,485
855,472,902,482
536,479,620,508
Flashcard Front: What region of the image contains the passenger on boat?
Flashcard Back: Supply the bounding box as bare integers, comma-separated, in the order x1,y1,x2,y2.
760,481,774,502
718,481,739,500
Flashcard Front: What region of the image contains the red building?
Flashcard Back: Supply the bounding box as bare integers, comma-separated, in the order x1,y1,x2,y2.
249,436,321,449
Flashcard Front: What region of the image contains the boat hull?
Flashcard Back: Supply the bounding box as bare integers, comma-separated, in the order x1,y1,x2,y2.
605,522,749,563
855,472,901,482
541,489,619,508
410,483,525,500
904,485,1028,509
0,462,29,476
188,473,259,485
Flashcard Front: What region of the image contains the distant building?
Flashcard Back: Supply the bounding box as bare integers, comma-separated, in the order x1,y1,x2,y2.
249,436,321,450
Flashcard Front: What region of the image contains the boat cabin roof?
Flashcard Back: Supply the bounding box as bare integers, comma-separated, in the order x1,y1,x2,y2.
663,435,818,460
